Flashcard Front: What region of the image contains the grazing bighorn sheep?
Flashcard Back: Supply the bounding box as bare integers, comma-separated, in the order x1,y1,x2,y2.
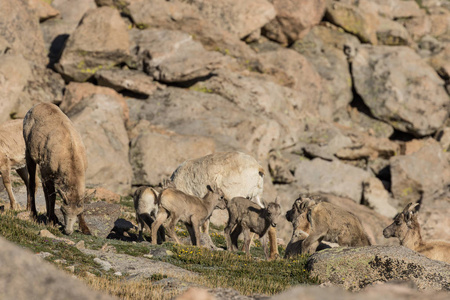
225,197,281,259
286,195,371,255
151,185,226,246
0,119,28,209
23,103,90,235
170,151,279,259
133,186,165,243
383,203,450,263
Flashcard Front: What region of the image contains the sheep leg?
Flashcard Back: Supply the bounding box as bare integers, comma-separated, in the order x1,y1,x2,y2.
230,223,242,251
42,179,58,225
166,214,182,244
224,214,237,251
139,212,155,242
151,209,168,245
16,166,29,188
301,232,322,255
268,226,279,260
185,223,196,245
1,163,16,210
191,219,201,246
242,225,252,257
260,234,269,260
136,213,145,241
25,155,38,217
201,220,217,250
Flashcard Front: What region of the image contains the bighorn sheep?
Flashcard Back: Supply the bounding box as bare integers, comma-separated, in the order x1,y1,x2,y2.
23,103,90,235
170,151,279,259
383,203,450,263
0,119,28,209
225,197,281,259
151,185,226,246
285,195,371,255
133,186,165,243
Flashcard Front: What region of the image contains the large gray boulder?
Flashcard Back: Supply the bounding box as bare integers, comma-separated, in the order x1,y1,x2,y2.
129,121,216,186
66,85,132,195
294,158,372,203
56,6,130,81
352,45,450,137
129,29,224,83
390,140,450,208
0,236,115,299
307,246,450,291
263,0,327,45
188,0,276,39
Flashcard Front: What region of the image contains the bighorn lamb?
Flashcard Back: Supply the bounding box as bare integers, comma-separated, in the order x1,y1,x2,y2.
225,197,281,259
383,203,450,263
0,119,28,209
23,103,90,235
133,186,165,243
286,195,371,255
170,151,279,259
151,185,226,246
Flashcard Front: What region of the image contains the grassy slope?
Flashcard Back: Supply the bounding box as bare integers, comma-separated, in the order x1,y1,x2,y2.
0,207,319,299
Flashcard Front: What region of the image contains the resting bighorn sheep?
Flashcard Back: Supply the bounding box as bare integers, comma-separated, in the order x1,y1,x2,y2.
23,103,90,235
170,151,279,259
286,195,371,255
0,119,28,209
133,186,165,243
383,203,450,263
151,185,226,246
225,197,281,259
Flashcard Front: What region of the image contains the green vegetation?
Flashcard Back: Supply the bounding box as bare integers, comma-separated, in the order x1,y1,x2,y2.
0,210,319,299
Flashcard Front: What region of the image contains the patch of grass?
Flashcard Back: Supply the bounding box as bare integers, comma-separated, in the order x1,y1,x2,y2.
162,244,319,295
120,196,134,211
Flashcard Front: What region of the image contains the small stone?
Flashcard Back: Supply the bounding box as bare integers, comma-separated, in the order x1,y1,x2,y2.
114,272,122,276
39,230,56,239
75,240,85,250
66,265,75,273
94,258,112,271
54,259,67,264
165,250,174,256
36,252,53,259
143,254,153,259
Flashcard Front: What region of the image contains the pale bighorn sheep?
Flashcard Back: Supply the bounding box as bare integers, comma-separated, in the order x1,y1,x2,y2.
285,195,371,255
170,151,279,259
23,103,90,235
0,119,28,209
133,186,165,243
151,185,226,246
225,197,281,259
383,203,450,263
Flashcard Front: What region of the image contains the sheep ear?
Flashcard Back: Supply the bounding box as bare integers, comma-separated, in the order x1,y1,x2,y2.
403,203,413,213
306,200,316,208
56,188,68,204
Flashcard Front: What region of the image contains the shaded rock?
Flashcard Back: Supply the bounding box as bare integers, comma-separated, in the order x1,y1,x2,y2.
95,69,162,96
27,0,60,22
83,202,121,238
294,158,371,203
129,121,216,186
129,29,224,83
307,245,450,291
127,0,254,59
325,1,378,44
321,194,398,246
399,13,432,41
390,141,450,208
0,236,116,299
270,280,450,300
291,24,354,116
55,6,130,81
263,0,327,45
94,258,112,271
40,0,96,66
0,0,47,66
428,44,450,81
343,106,395,139
419,196,450,242
268,150,295,184
353,45,450,137
189,0,276,39
363,177,397,218
67,90,132,195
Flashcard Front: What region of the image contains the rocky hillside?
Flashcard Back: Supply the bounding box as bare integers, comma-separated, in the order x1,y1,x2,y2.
1,0,450,263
